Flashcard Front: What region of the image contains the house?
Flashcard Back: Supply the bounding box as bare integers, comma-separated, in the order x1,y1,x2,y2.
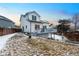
0,15,15,28
47,24,57,33
20,11,49,34
0,15,16,36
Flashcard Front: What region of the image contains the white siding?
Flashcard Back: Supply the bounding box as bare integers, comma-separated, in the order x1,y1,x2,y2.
28,13,40,21
31,23,43,33
43,23,49,28
20,15,30,32
20,11,49,33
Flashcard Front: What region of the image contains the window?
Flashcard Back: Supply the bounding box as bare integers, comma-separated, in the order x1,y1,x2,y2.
22,26,24,31
42,26,47,32
35,25,40,30
32,15,36,21
35,16,36,20
43,26,47,29
26,25,27,29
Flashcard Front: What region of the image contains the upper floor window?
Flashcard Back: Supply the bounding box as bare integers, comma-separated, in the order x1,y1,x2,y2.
32,15,36,21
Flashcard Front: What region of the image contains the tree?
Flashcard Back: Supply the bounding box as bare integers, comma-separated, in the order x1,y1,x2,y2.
57,19,70,33
57,24,70,33
72,13,79,31
59,19,71,24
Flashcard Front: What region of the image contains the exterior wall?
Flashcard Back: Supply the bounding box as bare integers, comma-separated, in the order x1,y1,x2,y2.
43,23,49,28
31,22,43,33
20,12,49,33
20,15,49,33
0,19,15,28
28,13,40,21
20,12,41,33
20,15,30,33
42,23,49,32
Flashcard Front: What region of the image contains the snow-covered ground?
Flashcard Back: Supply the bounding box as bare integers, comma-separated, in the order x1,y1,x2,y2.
0,33,16,50
48,33,68,41
0,32,68,51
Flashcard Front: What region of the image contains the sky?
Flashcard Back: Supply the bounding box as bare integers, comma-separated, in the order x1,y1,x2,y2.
0,3,79,25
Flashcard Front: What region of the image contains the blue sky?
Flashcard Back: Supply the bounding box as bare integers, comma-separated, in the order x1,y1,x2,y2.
0,3,79,25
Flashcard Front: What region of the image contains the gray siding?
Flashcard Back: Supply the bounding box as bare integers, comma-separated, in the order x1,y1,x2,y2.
0,19,15,28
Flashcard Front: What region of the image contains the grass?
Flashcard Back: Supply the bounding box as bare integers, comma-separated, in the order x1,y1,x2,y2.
3,34,79,56
26,37,79,55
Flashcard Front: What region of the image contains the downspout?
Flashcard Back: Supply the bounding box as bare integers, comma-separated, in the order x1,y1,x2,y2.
28,18,31,39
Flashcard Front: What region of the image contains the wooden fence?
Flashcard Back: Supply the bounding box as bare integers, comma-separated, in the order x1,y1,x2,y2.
0,28,21,36
64,31,79,41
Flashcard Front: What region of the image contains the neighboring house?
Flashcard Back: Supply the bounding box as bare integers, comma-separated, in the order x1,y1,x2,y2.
47,24,57,33
0,15,15,28
20,11,49,34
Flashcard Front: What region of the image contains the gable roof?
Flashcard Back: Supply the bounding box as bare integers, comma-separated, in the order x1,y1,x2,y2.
0,15,14,24
21,11,49,24
25,11,40,17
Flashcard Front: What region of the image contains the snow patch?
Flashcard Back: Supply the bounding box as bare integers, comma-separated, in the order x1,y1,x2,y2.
48,33,68,41
0,33,16,50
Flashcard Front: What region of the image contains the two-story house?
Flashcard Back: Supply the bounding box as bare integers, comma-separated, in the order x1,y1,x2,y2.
20,11,49,34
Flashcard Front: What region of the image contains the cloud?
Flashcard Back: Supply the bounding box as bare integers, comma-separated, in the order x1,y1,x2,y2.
8,15,20,26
